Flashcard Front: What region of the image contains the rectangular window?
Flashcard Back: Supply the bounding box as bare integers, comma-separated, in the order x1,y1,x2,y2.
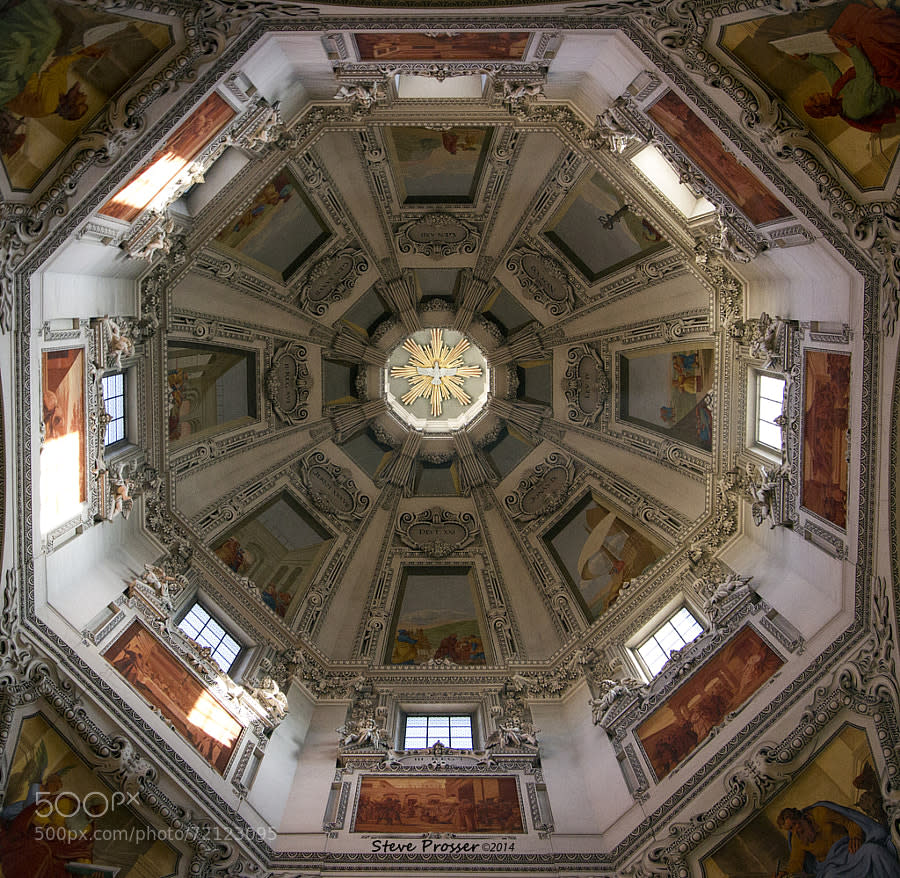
756,373,785,451
102,372,126,446
403,715,473,750
178,602,241,673
637,606,704,677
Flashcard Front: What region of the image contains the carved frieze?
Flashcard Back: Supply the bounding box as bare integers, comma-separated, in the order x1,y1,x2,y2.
396,506,478,557
297,246,369,315
396,213,479,259
298,451,370,521
504,453,577,522
506,247,576,316
266,342,311,425
565,343,609,427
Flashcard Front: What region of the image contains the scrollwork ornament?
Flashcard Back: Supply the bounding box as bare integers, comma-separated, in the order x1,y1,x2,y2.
396,213,479,259
297,245,369,315
396,506,478,557
266,342,311,425
852,214,900,336
297,451,370,521
506,246,576,316
504,452,577,522
565,343,609,426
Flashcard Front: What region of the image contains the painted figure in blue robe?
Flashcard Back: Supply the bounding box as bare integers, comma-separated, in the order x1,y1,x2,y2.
776,800,900,877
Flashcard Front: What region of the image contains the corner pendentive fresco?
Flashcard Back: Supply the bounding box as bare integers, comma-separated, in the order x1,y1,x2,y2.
0,0,172,190
0,714,180,877
543,492,666,622
167,342,257,443
700,724,899,877
544,170,667,283
214,168,330,281
388,568,488,666
104,620,243,774
386,126,493,205
636,626,783,782
214,493,333,618
646,91,792,225
802,350,850,529
720,2,900,190
353,776,525,833
40,348,86,533
619,346,715,452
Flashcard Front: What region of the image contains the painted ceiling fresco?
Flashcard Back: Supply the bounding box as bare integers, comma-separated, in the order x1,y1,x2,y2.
544,492,666,621
386,126,493,204
8,5,886,878
214,168,330,281
719,2,900,190
544,170,668,282
388,569,488,666
214,493,334,619
619,347,716,452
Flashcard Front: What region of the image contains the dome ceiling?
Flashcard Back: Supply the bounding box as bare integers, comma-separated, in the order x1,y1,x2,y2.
161,103,721,667
4,2,892,875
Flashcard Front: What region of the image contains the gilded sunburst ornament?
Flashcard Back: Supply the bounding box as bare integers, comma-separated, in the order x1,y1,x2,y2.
390,328,483,417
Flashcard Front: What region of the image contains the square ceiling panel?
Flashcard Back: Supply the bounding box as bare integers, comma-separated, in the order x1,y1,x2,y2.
543,491,666,622
4,2,173,191
213,491,334,620
214,168,330,281
619,345,715,452
386,126,493,205
167,342,257,444
543,170,668,282
387,567,488,666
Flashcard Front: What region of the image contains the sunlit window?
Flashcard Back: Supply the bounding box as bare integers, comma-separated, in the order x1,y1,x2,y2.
637,607,704,677
756,373,786,452
404,715,473,749
102,372,126,446
178,602,241,672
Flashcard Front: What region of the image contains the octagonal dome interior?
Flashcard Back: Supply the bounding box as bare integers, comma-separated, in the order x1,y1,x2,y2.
0,1,893,876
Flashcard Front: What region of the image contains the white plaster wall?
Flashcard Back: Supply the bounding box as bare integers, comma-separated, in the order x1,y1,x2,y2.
532,683,633,838
721,516,846,639
43,511,161,632
739,239,860,326
258,697,344,835
41,268,138,322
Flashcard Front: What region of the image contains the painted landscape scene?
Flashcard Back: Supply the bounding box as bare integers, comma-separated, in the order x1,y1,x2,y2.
388,568,487,666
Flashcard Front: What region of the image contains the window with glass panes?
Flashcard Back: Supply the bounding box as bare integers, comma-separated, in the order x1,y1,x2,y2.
756,373,785,451
403,715,473,750
102,372,126,446
177,602,241,672
637,607,704,677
